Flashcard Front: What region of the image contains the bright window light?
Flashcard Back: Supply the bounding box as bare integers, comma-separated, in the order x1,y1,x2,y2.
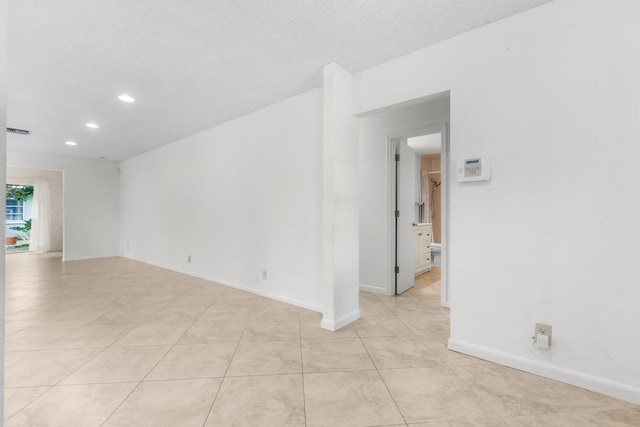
65,141,77,146
85,123,100,129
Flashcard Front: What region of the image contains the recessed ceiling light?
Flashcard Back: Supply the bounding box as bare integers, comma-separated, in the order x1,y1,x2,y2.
65,141,77,146
118,94,135,103
85,123,99,129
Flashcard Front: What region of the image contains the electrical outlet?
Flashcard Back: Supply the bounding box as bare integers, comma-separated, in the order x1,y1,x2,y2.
534,323,552,346
262,269,268,280
187,255,191,264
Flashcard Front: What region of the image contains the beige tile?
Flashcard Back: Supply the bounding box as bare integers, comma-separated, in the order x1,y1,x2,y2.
145,304,208,322
216,290,259,305
92,305,165,324
400,314,450,336
46,323,138,349
419,335,486,366
4,386,51,421
5,348,103,387
6,309,60,327
146,343,237,380
114,321,193,346
448,364,561,417
359,297,395,316
299,311,358,339
104,379,221,427
252,299,300,318
199,303,254,321
179,320,245,344
304,370,405,427
302,338,374,373
410,418,507,426
380,367,497,423
242,315,300,342
541,378,636,411
578,407,640,426
206,374,305,427
6,326,80,351
34,307,111,327
5,383,137,427
382,296,432,316
4,351,34,367
227,340,301,376
353,315,414,337
501,413,599,427
61,345,171,384
362,335,445,369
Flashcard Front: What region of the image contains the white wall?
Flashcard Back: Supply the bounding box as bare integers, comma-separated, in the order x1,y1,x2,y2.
120,88,323,311
6,166,64,250
355,0,640,403
7,150,120,261
359,97,449,294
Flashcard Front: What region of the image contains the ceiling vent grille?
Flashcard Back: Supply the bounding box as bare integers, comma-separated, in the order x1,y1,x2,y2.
7,127,32,135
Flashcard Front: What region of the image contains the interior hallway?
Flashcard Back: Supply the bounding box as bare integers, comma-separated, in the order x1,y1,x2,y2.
3,254,639,426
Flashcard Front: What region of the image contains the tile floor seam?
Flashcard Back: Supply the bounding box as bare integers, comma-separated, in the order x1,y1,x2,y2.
99,380,144,427
3,385,53,424
201,314,252,427
138,317,201,383
42,346,113,388
359,332,408,426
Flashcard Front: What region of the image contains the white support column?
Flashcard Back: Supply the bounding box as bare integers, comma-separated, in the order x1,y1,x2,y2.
321,63,360,331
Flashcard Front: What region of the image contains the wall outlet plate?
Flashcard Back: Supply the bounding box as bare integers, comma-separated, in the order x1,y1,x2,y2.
534,323,552,346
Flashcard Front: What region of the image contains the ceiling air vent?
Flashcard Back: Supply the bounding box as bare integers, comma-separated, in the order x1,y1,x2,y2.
7,127,31,135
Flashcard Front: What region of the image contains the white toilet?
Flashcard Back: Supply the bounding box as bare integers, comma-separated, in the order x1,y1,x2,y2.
431,243,442,267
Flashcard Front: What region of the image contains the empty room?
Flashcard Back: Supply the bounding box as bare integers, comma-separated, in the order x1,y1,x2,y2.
1,0,639,426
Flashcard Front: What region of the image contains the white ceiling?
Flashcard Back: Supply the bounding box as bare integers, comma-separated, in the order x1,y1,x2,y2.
7,0,549,161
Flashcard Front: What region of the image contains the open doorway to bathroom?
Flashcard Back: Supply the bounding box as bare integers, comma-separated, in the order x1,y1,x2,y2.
5,167,63,254
392,124,449,306
408,131,445,303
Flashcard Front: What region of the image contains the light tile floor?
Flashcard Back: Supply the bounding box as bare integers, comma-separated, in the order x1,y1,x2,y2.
4,253,639,426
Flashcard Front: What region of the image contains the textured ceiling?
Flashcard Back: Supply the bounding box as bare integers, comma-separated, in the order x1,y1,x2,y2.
7,0,550,161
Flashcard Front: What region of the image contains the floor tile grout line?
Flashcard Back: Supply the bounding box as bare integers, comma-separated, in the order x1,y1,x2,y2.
201,307,254,427
358,331,408,426
2,385,53,424
99,380,144,426
41,305,171,388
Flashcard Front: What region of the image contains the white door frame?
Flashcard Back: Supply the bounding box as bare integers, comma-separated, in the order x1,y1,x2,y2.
387,123,450,306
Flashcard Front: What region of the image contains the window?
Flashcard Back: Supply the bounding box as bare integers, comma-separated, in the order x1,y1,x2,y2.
6,199,24,221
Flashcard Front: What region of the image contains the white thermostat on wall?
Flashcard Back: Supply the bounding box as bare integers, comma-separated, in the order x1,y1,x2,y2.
457,157,491,182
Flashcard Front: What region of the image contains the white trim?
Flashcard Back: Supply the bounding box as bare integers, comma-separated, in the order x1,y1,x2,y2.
359,283,391,296
122,255,323,313
321,309,361,331
448,338,640,405
62,254,116,262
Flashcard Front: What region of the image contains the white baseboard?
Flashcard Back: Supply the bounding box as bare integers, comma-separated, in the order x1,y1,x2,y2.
448,338,640,405
321,309,361,331
359,283,391,296
62,253,118,262
121,255,323,313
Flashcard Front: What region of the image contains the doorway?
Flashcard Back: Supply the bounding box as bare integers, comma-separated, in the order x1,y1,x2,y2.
5,167,63,254
390,124,449,307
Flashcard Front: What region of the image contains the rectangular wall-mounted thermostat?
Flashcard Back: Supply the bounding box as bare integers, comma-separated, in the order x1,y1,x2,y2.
457,157,491,182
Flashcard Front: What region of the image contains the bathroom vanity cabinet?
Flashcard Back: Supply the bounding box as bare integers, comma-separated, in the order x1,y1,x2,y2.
415,223,432,275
